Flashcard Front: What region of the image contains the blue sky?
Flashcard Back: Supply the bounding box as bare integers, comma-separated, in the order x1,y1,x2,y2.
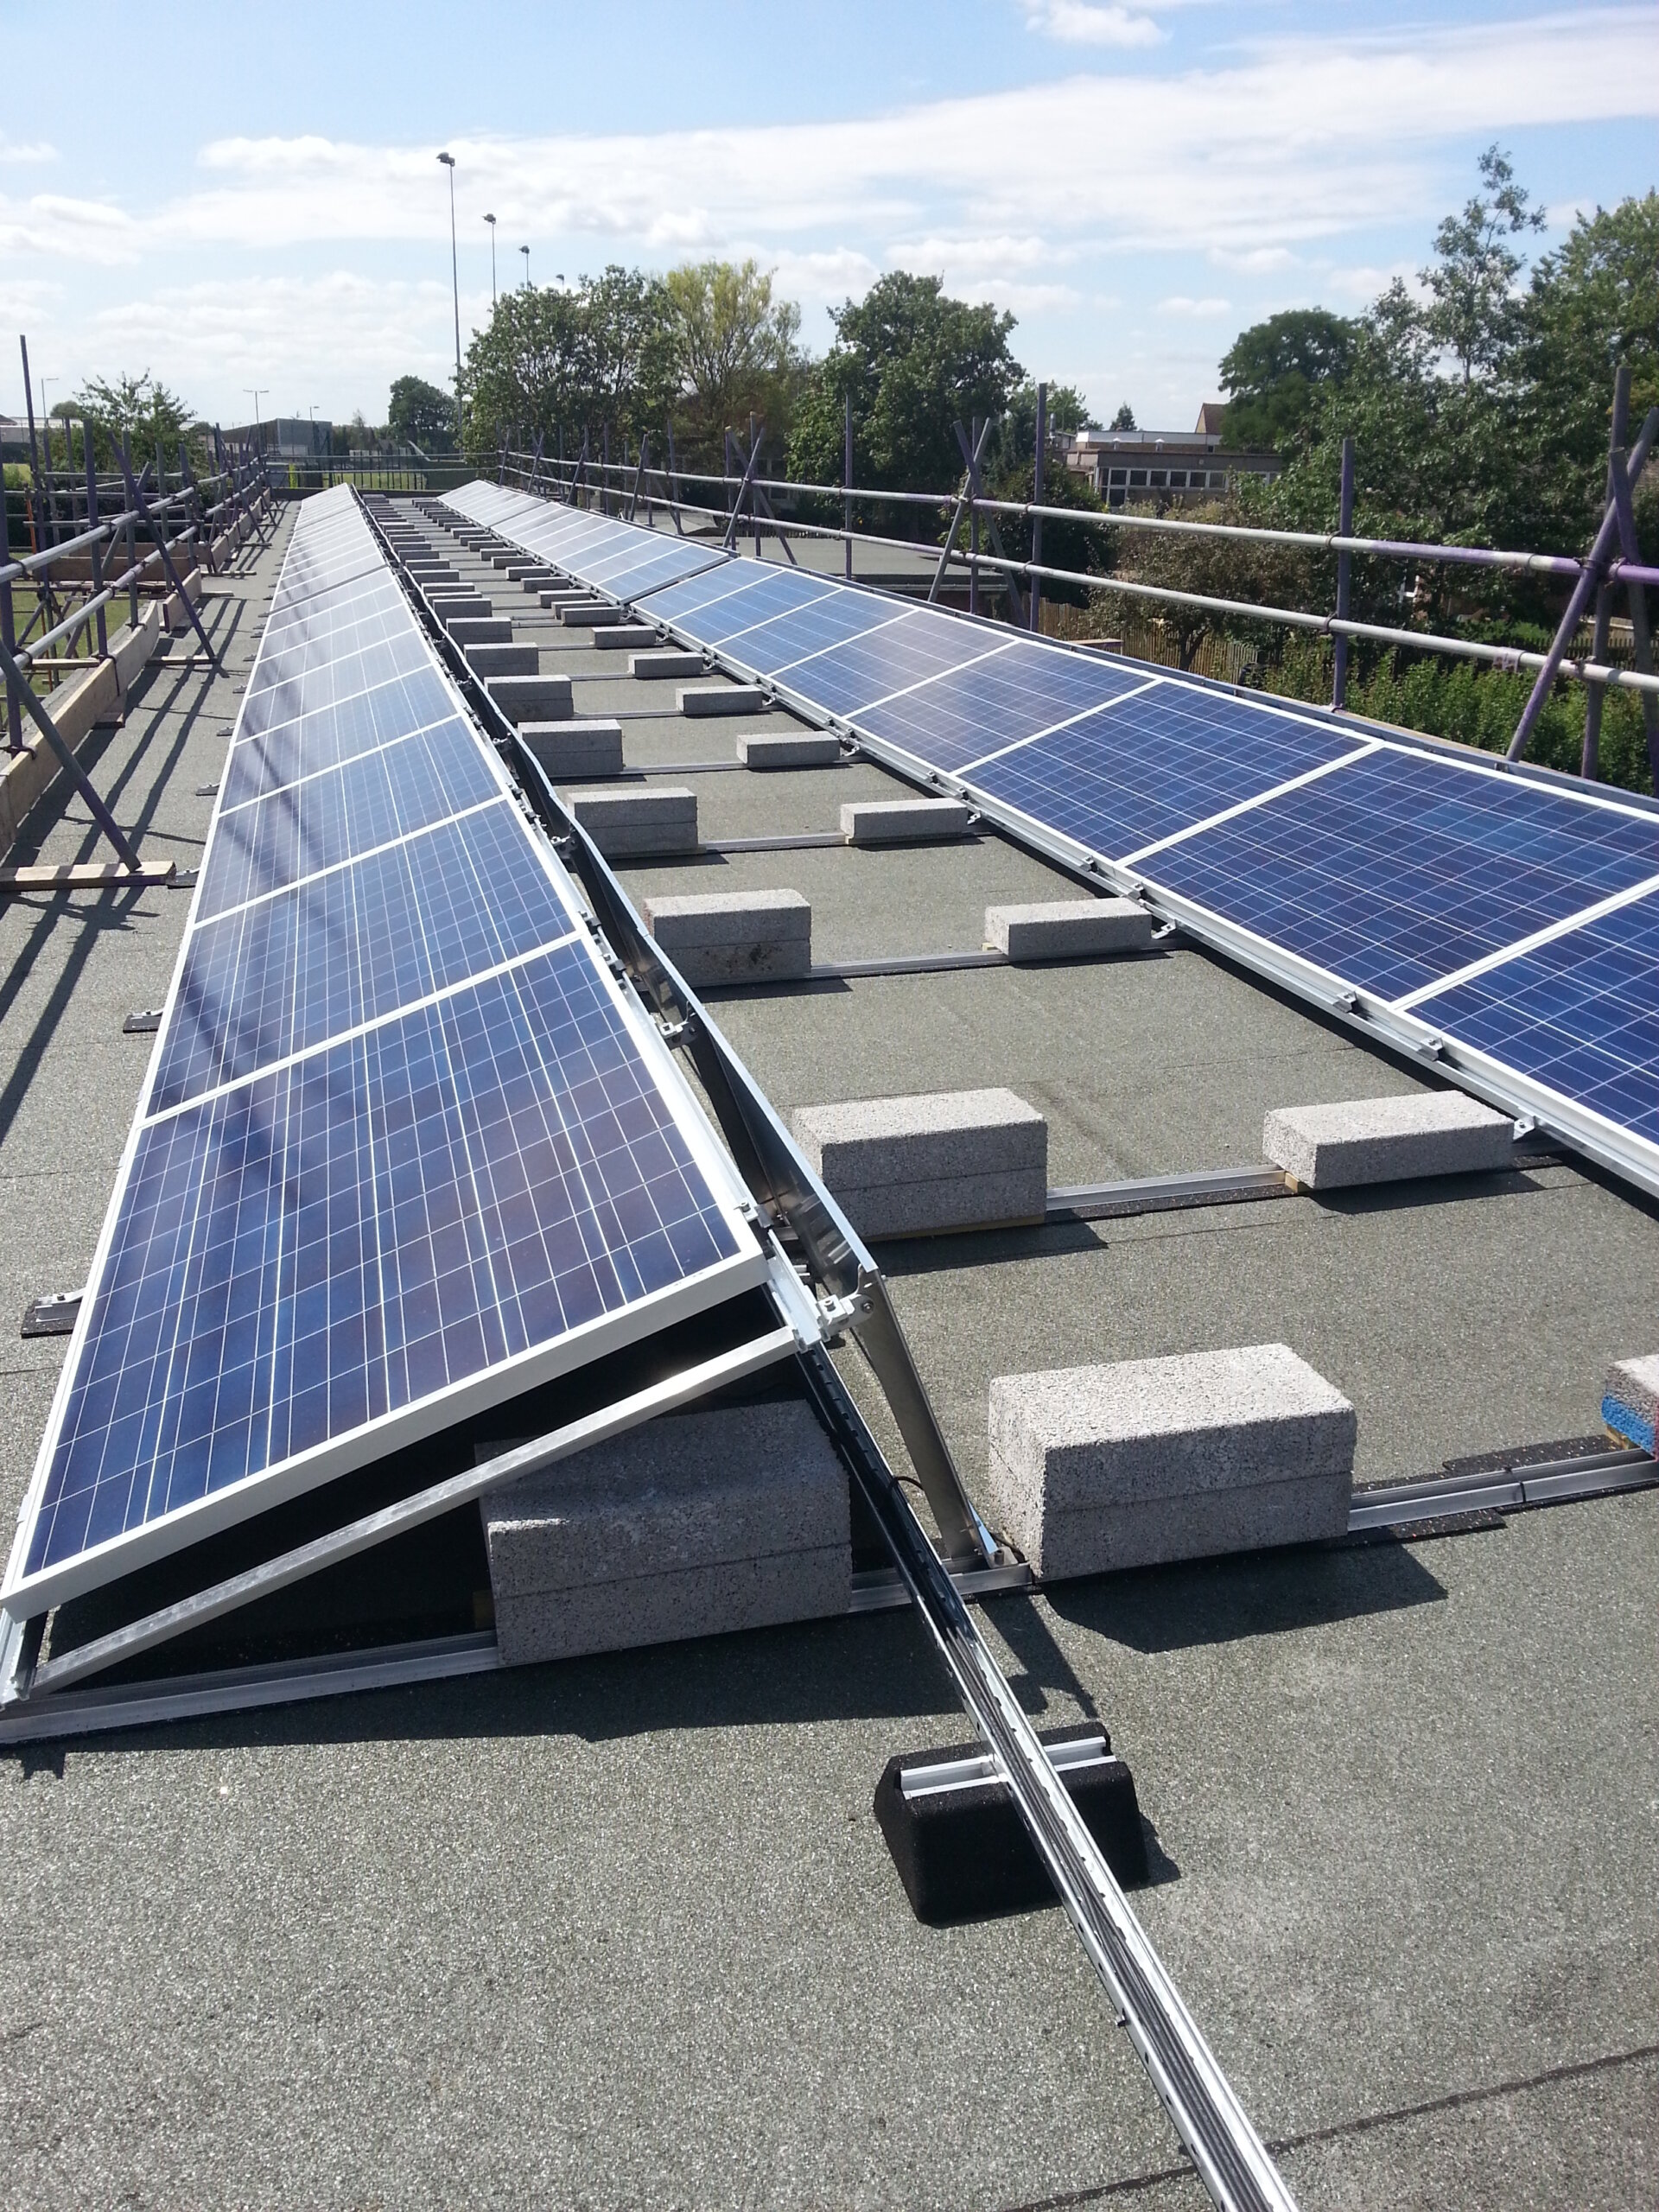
3,1,1656,435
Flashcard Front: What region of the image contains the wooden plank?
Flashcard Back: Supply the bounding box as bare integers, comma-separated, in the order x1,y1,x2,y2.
0,861,175,893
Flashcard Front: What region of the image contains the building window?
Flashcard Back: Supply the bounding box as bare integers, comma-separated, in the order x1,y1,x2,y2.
1208,471,1226,489
1128,469,1147,487
1108,468,1128,487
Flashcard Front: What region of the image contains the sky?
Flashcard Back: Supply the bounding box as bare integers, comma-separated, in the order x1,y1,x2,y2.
2,0,1656,436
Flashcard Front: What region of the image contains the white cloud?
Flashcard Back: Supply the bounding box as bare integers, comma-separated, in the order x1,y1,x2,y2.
86,272,466,419
1209,245,1299,275
0,137,56,166
0,192,140,264
1021,1,1166,48
1158,295,1231,317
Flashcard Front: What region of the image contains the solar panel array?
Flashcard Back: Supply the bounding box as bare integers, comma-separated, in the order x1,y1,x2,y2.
448,480,1659,1187
3,486,766,1618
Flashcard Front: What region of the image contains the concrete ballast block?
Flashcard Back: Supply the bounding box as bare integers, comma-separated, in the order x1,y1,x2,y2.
986,1344,1357,1580
522,719,624,779
467,642,540,681
435,597,493,625
568,785,698,858
1602,1354,1659,1453
445,616,513,648
482,1402,852,1664
486,672,574,724
594,625,662,652
842,798,972,846
792,1089,1046,1239
1262,1092,1515,1190
556,602,628,628
986,898,1153,961
738,733,841,770
642,888,811,985
679,684,766,718
631,650,704,682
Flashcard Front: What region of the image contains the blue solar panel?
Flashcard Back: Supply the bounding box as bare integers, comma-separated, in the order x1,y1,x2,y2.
1411,889,1659,1143
153,801,580,1114
199,716,500,920
971,686,1361,862
716,582,895,675
223,665,457,808
635,558,808,637
23,941,746,1582
3,486,766,1611
1144,746,1659,1001
856,638,1154,774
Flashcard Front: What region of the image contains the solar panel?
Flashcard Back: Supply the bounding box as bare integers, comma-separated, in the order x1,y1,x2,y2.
1,487,766,1618
1408,886,1659,1145
1144,744,1659,1001
435,481,1659,1194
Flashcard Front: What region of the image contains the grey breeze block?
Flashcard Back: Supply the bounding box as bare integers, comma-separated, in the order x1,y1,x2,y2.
557,601,629,627
486,671,575,724
482,1401,852,1665
791,1088,1046,1240
521,718,624,780
444,615,513,648
987,1344,1357,1581
842,798,972,846
678,684,766,719
435,596,493,625
985,898,1152,961
739,732,841,770
642,888,811,986
467,642,539,681
1602,1353,1659,1453
567,785,698,858
594,624,661,652
1262,1091,1514,1190
631,649,704,681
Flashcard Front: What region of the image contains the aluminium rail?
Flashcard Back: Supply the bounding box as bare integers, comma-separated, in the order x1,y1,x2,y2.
402,491,1297,2212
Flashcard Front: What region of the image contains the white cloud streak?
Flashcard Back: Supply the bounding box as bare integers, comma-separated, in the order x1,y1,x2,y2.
1021,1,1166,49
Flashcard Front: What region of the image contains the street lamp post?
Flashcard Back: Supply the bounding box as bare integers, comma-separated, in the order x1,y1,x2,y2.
520,244,530,290
437,151,462,448
484,213,497,304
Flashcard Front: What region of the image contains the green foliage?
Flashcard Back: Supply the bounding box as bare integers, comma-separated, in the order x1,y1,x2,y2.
73,372,203,474
462,266,678,461
1421,143,1546,385
1218,308,1358,449
662,258,804,465
387,374,456,453
786,273,1023,532
1109,403,1135,432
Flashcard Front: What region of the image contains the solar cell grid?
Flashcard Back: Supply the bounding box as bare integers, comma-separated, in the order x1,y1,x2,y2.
1142,745,1659,1001
222,666,457,809
766,606,1000,716
970,690,1363,867
23,941,747,1584
153,800,580,1114
857,639,1156,774
238,627,435,740
1413,888,1659,1144
198,714,500,919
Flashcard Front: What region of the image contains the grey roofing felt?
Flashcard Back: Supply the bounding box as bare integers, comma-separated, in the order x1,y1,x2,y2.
3,500,1648,2208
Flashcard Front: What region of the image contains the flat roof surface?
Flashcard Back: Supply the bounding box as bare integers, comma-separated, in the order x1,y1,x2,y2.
1,497,1655,2209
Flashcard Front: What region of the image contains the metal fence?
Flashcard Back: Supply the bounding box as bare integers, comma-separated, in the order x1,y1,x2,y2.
490,365,1658,782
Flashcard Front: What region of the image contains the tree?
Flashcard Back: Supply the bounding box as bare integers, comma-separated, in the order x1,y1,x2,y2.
1109,404,1136,431
787,273,1023,531
1421,143,1546,385
464,282,591,457
663,258,803,461
1217,308,1358,449
582,264,681,447
387,374,456,453
73,372,200,474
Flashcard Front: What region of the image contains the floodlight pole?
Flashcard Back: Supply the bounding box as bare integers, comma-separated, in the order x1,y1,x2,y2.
484,212,497,305
1332,435,1355,712
520,244,530,290
437,153,462,449
1029,381,1046,633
